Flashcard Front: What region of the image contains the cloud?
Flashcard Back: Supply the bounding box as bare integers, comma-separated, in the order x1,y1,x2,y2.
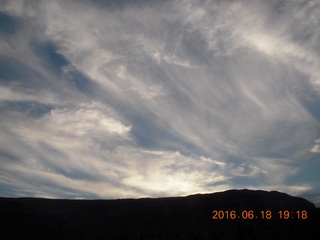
41,104,131,137
121,150,229,197
0,86,58,105
310,139,320,153
0,108,230,198
253,157,298,185
176,0,320,89
0,0,319,199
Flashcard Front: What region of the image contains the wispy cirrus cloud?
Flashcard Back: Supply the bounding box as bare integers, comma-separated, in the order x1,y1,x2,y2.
0,0,320,200
310,139,320,153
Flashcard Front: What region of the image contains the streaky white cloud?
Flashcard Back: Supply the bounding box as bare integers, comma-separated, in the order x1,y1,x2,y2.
253,157,298,184
0,161,141,199
41,105,131,137
0,86,57,105
0,86,38,102
176,0,320,89
310,139,320,153
232,1,320,90
0,103,133,198
0,108,233,198
120,149,229,197
34,1,175,101
7,101,132,155
131,35,194,68
241,31,320,89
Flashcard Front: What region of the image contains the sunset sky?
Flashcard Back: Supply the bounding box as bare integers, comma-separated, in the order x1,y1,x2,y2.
0,0,320,206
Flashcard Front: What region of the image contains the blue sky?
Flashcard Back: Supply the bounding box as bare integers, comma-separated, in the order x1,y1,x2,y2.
0,0,320,205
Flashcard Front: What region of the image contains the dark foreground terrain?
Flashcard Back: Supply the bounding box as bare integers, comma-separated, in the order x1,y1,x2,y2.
0,189,319,240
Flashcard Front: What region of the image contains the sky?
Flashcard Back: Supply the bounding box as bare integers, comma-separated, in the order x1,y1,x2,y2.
0,0,320,206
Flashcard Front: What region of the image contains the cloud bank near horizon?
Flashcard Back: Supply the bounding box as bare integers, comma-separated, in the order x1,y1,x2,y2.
0,0,320,202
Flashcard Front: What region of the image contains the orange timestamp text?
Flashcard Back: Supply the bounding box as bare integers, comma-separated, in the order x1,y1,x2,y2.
212,210,308,220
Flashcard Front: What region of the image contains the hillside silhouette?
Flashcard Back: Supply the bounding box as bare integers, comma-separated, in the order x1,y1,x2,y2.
0,189,319,240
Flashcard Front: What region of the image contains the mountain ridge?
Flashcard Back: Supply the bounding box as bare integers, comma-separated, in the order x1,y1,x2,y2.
0,188,316,204
0,189,318,240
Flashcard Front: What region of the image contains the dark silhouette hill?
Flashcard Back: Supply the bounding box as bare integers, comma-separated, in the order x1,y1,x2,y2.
0,189,319,240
